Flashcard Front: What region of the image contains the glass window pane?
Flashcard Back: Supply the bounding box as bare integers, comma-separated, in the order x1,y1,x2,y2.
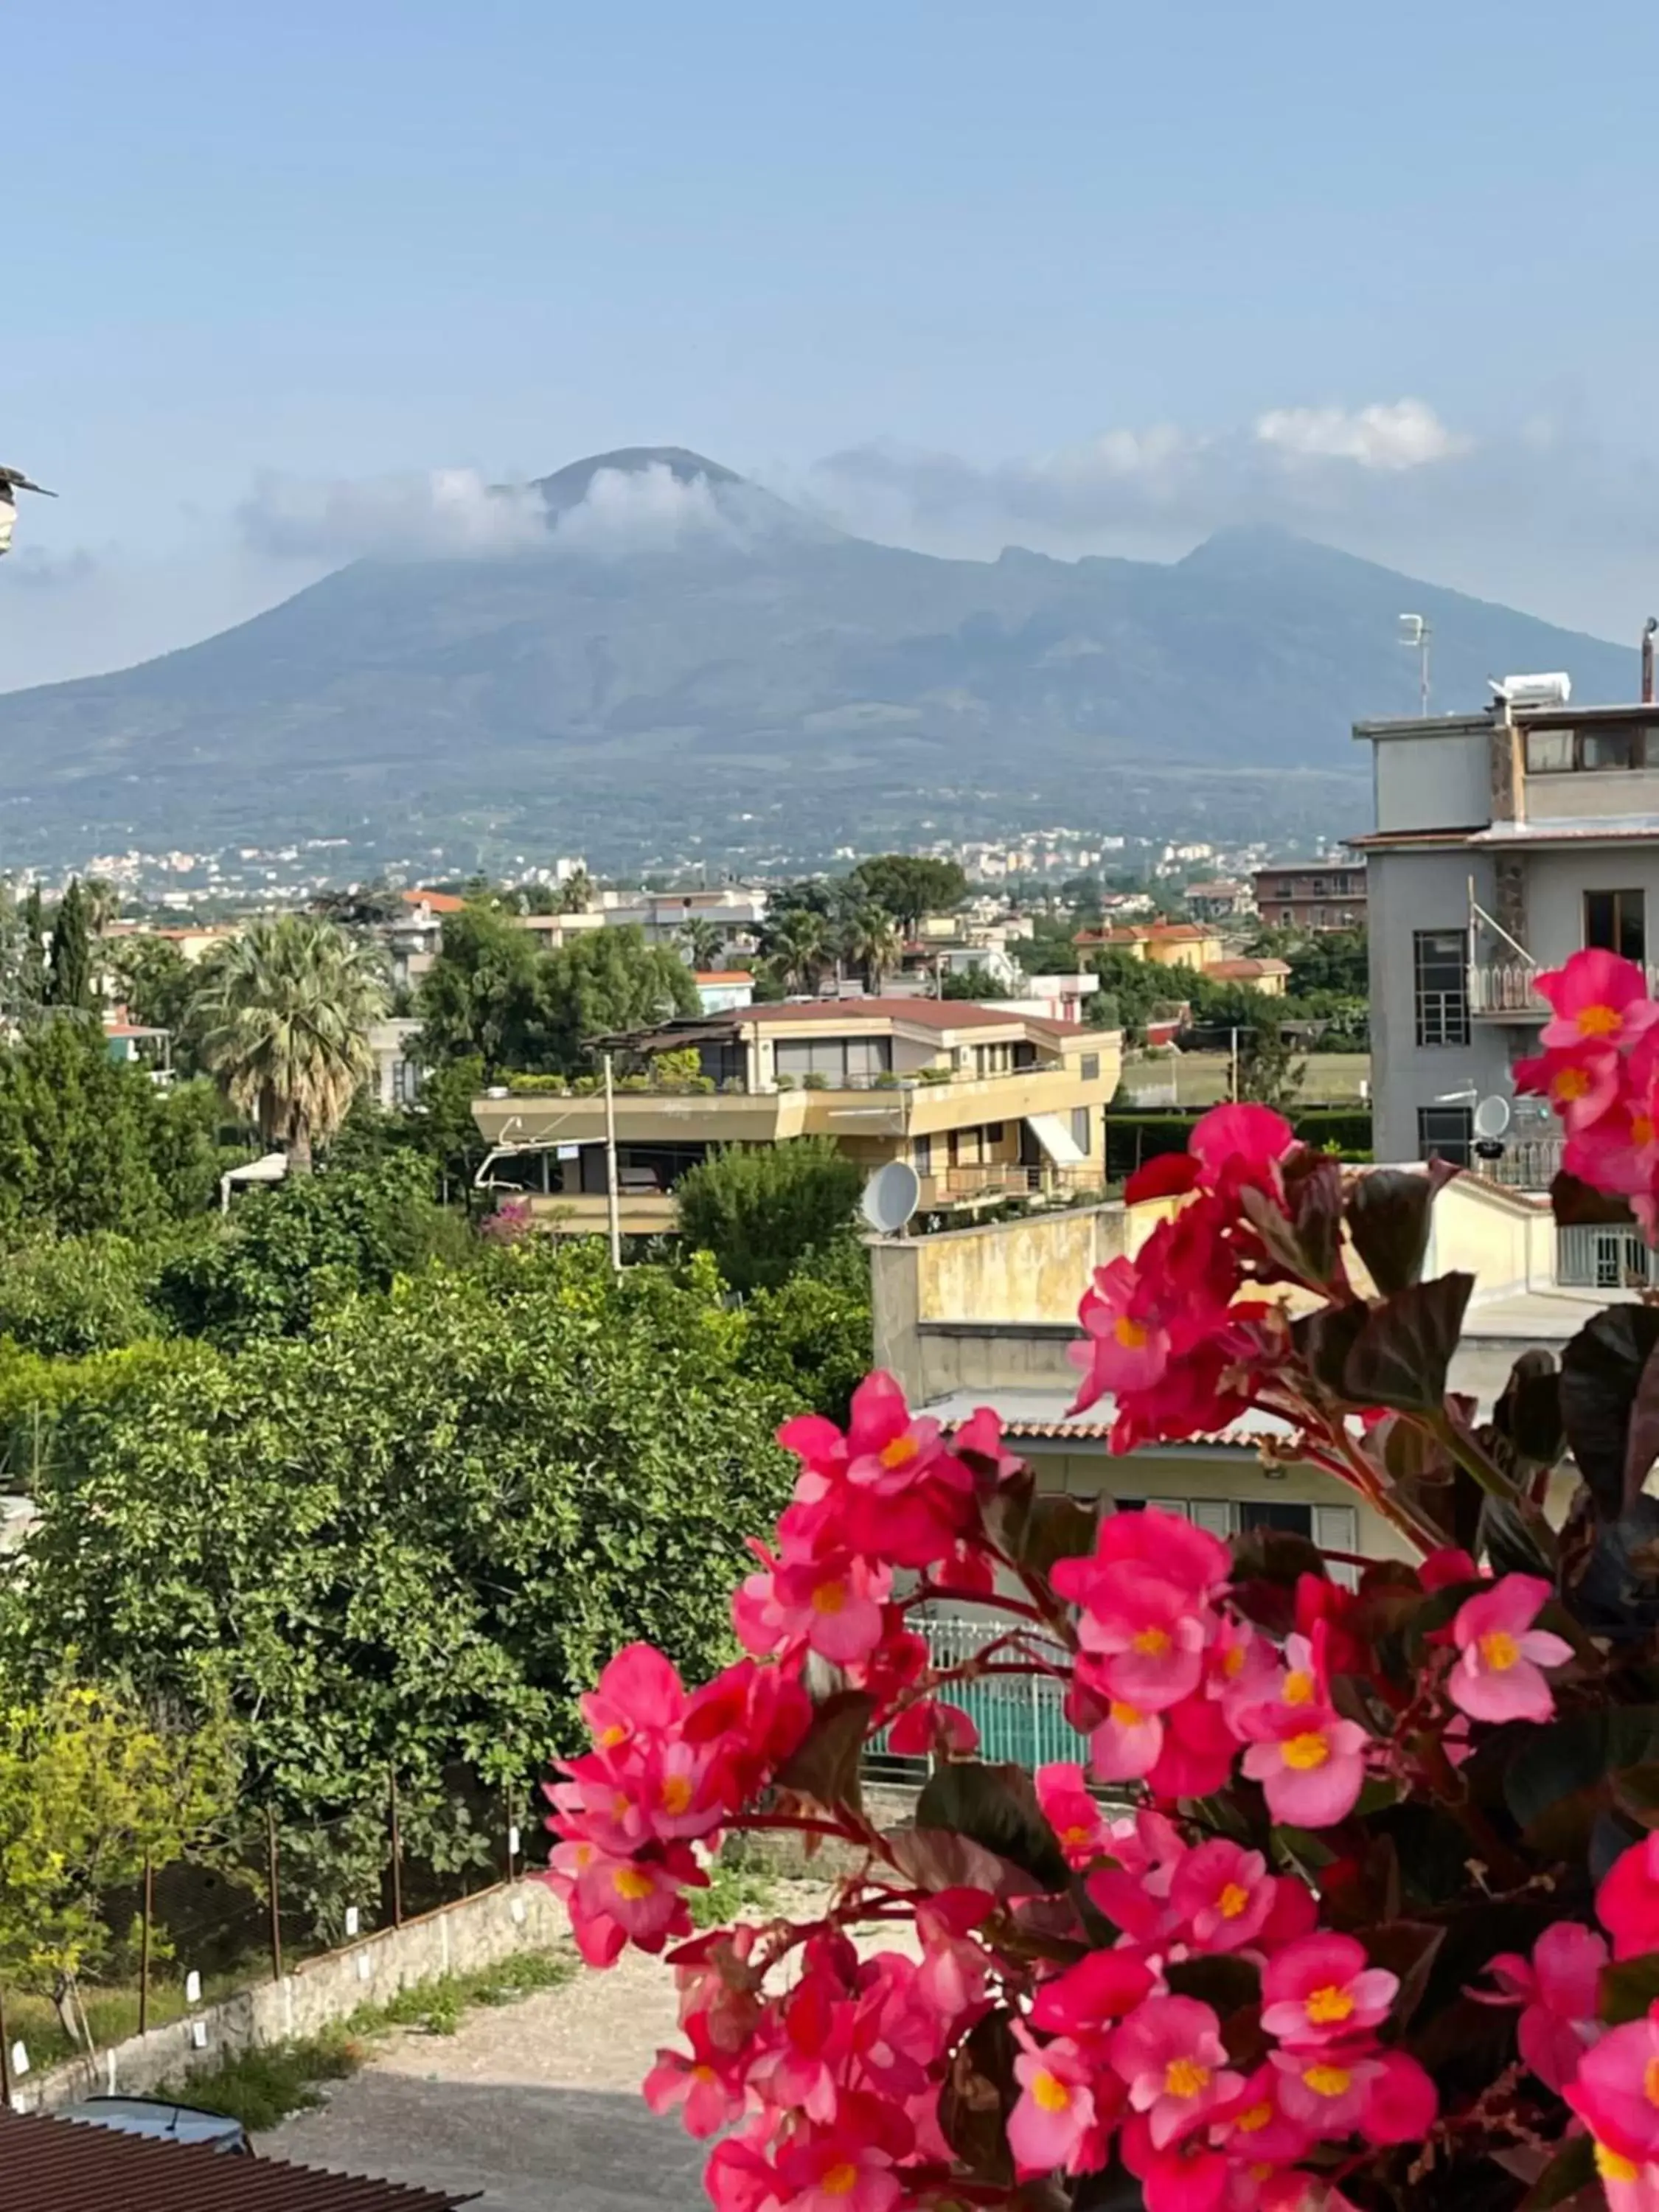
1526,729,1573,773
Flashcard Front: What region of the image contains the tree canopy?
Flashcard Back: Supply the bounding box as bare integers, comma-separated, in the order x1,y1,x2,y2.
46,880,95,1012
848,855,967,931
675,1138,864,1293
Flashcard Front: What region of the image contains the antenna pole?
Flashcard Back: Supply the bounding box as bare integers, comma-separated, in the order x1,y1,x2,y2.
604,1052,623,1276
1419,622,1432,714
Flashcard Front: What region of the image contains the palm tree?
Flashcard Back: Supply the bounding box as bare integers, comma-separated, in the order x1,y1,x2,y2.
681,917,726,971
766,908,832,995
194,915,388,1172
554,869,593,914
843,905,902,993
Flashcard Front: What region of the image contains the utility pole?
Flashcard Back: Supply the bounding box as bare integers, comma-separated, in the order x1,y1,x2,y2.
603,1051,622,1276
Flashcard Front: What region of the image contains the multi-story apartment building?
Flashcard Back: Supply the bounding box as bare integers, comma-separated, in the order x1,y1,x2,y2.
1251,861,1367,931
1352,690,1659,1178
470,999,1122,1237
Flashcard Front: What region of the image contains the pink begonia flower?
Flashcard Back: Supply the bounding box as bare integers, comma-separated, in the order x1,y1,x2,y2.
1057,1503,1234,1607
1593,2144,1659,2212
1209,2065,1314,2166
1146,1689,1239,1801
642,2018,748,2138
1565,1091,1659,1199
1565,2014,1659,2165
842,1368,954,1495
1169,1838,1275,1952
1187,1101,1296,1192
1269,2045,1385,2135
1008,2027,1099,2176
1119,2114,1232,2212
1072,1254,1174,1394
1361,2049,1439,2144
734,1548,889,1666
1029,1948,1157,2045
1536,947,1659,1053
1239,1705,1369,1828
1088,1695,1164,1781
949,1402,1026,1483
1448,1573,1572,1723
774,2137,902,2212
1418,1546,1481,1594
1258,2177,1365,2212
1479,1921,1607,2092
1034,1761,1113,1866
1600,1833,1659,1960
913,1888,994,2020
1072,1561,1208,1712
1514,1040,1624,1133
1110,1995,1242,2149
579,1641,687,1750
1260,1934,1399,2048
885,1697,978,1758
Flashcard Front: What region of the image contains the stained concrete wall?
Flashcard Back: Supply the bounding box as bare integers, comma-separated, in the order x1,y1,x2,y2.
14,1879,565,2117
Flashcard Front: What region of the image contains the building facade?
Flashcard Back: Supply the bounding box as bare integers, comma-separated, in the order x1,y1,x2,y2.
1352,695,1659,1177
1251,861,1367,931
470,999,1122,1236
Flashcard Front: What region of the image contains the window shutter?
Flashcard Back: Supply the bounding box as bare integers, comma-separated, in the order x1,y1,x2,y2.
1189,1500,1235,1541
1312,1504,1360,1588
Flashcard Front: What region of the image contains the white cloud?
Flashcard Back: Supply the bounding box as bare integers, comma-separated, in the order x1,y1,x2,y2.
1253,398,1468,471
237,467,549,561
548,462,739,555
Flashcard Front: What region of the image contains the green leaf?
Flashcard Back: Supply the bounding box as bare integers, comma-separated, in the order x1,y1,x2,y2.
1340,1272,1474,1412
886,1824,1046,1899
1478,1486,1560,1577
1365,1919,1445,2027
916,1760,1069,1890
1559,1306,1659,1520
1600,1952,1659,2025
773,1690,874,1815
1164,1954,1260,2014
1292,1303,1368,1394
1491,1350,1565,1470
1345,1161,1453,1295
1520,2132,1597,2212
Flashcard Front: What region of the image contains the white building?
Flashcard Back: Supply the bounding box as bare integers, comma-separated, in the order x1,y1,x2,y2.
1352,686,1659,1181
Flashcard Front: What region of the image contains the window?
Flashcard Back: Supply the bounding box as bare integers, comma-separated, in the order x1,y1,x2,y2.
1081,1052,1100,1082
1582,726,1641,772
1584,888,1646,961
1238,1500,1314,1538
1526,728,1575,774
911,1135,932,1178
774,1034,893,1085
1071,1106,1092,1155
985,1121,1004,1145
1418,1105,1472,1166
1279,908,1294,925
1413,930,1469,1046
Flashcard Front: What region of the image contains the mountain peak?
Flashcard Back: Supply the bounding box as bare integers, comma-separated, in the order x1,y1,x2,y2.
534,447,744,515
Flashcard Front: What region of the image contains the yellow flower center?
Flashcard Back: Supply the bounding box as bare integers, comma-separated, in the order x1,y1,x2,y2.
821,2163,860,2197
1032,2068,1072,2112
1638,1114,1657,1149
1236,2101,1273,2135
1281,1730,1331,1771
1646,2057,1659,2108
1554,1066,1592,1101
1164,2058,1211,2099
1478,1630,1520,1673
1578,1003,1622,1037
612,1865,656,1901
1303,2062,1352,2098
879,1432,919,1470
1114,1314,1150,1349
661,1775,694,1815
692,2064,717,2085
810,1580,847,1615
1132,1626,1172,1657
1222,1644,1245,1677
1599,2144,1642,2185
1282,1669,1316,1706
1061,1823,1093,1846
1110,1700,1147,1728
597,1722,627,1747
1304,1984,1355,2025
1217,1882,1251,1920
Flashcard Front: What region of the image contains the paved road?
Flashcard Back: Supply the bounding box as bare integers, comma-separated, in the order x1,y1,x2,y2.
268,1942,706,2212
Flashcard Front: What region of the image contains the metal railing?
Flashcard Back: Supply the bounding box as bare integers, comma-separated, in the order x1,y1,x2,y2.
921,1164,1102,1206
1469,960,1659,1016
869,1616,1080,1773
1471,1137,1563,1191
1557,1222,1659,1289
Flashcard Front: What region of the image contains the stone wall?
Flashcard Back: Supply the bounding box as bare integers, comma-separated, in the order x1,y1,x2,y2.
14,1878,565,2116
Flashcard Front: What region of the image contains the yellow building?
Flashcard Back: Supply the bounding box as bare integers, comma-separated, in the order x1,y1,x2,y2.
1074,922,1226,972
470,999,1123,1237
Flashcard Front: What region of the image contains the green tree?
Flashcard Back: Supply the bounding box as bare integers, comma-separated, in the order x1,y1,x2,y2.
535,926,699,1071
681,917,726,970
10,1246,796,1905
1231,1021,1309,1110
46,878,95,1011
194,915,386,1172
741,1237,872,1425
675,1138,863,1293
105,933,196,1037
18,885,46,1014
417,902,543,1075
0,1234,168,1357
554,868,593,914
0,1682,237,2045
849,855,968,932
941,961,1006,1001
764,908,834,995
842,905,903,993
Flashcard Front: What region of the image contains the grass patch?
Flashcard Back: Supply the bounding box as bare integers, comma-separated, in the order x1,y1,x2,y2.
691,1854,779,1929
163,1946,575,2132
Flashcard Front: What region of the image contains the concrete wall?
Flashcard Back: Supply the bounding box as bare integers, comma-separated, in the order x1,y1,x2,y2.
1523,846,1659,967
15,1880,564,2117
1366,846,1508,1164
1374,730,1492,833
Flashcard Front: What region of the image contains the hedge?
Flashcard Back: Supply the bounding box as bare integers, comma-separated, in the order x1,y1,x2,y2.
1105,1107,1374,1182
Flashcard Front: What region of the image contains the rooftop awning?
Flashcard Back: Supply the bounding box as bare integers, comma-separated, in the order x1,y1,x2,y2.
1024,1111,1086,1166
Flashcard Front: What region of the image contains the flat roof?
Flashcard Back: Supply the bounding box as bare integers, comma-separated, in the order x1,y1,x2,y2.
1354,701,1659,743
737,998,1077,1034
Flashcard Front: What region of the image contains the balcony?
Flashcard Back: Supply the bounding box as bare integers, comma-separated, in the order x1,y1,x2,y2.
918,1164,1105,1210
1469,960,1659,1019
1469,1136,1563,1192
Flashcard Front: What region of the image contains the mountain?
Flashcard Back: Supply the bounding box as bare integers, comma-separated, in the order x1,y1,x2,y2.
0,448,1638,868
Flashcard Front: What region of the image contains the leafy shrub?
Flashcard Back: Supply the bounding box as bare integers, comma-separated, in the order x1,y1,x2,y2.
675,1140,863,1294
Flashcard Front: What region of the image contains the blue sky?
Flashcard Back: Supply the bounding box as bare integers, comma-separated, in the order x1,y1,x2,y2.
5,0,1659,686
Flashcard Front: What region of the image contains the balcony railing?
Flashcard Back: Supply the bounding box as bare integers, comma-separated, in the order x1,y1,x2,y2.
1469,960,1659,1017
1557,1222,1659,1290
919,1164,1102,1208
1470,1136,1563,1191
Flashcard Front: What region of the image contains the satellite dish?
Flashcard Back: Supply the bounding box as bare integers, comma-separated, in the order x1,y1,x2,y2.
861,1160,921,1236
1472,1096,1512,1141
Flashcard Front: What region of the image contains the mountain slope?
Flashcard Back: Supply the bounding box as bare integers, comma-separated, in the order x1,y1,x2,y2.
0,452,1635,863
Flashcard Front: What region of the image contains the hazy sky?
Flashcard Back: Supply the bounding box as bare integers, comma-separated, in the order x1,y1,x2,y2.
6,0,1659,690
